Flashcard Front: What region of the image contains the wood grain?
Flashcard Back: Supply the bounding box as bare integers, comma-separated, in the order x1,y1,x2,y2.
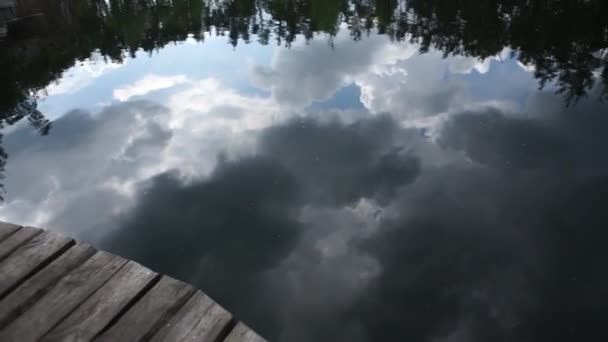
187,302,234,341
0,221,266,342
150,291,218,341
42,260,158,342
0,230,73,298
224,322,267,342
95,275,196,342
0,226,42,261
0,243,96,328
0,251,127,342
0,221,20,242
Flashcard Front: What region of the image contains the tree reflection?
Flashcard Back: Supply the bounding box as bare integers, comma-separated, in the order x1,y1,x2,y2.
0,96,51,201
1,0,606,113
403,0,608,106
0,0,606,200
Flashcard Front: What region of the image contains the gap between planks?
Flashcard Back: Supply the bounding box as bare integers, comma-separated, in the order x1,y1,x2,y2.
0,222,268,342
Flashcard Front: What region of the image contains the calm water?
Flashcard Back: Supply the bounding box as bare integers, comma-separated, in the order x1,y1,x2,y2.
1,0,608,341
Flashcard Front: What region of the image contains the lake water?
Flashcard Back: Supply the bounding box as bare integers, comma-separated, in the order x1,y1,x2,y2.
1,1,608,341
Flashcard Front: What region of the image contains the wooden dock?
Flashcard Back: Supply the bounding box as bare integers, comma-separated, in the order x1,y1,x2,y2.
0,221,267,342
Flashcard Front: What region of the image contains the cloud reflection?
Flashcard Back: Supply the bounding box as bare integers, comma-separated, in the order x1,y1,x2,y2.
94,90,608,341
1,26,608,342
114,74,188,101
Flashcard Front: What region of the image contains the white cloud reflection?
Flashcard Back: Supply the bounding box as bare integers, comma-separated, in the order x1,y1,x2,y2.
1,32,534,238
114,74,188,101
448,49,510,75
249,29,419,110
249,28,518,122
43,53,125,96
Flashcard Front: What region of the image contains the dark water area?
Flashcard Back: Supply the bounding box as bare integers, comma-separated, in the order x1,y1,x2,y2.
1,0,608,341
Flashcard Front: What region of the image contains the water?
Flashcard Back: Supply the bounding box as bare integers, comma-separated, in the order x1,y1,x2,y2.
1,1,608,341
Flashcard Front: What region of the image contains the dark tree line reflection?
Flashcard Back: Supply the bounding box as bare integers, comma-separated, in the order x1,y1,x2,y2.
2,0,607,104
2,0,607,114
0,0,606,199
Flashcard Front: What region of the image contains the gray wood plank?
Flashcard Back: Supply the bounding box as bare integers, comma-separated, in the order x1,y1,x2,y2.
150,291,216,342
0,221,20,242
96,275,196,342
0,243,96,328
0,226,42,261
186,302,234,342
42,260,158,342
0,251,127,342
224,322,267,342
0,230,73,298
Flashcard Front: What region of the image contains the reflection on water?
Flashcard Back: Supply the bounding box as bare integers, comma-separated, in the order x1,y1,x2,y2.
2,0,607,111
1,1,608,341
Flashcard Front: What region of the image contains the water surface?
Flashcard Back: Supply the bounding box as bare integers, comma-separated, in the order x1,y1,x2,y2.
1,1,608,341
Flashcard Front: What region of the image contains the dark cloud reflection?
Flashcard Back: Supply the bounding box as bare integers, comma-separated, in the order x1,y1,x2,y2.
101,115,421,340
100,156,301,338
2,0,607,339
350,97,608,342
260,115,421,206
18,92,607,342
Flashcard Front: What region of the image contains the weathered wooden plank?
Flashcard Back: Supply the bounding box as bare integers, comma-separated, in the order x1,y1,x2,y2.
150,291,217,342
0,230,73,298
0,221,20,242
224,322,267,342
0,243,96,329
187,302,234,341
0,251,127,342
0,226,42,261
42,261,158,342
0,222,267,341
96,275,196,342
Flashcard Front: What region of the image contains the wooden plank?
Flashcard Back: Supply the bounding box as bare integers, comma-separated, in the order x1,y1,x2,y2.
42,261,158,342
96,275,196,342
0,230,73,298
150,291,214,341
0,221,20,242
0,243,96,328
0,251,127,342
0,226,42,261
186,302,234,341
224,322,267,342
0,221,267,341
150,291,218,342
